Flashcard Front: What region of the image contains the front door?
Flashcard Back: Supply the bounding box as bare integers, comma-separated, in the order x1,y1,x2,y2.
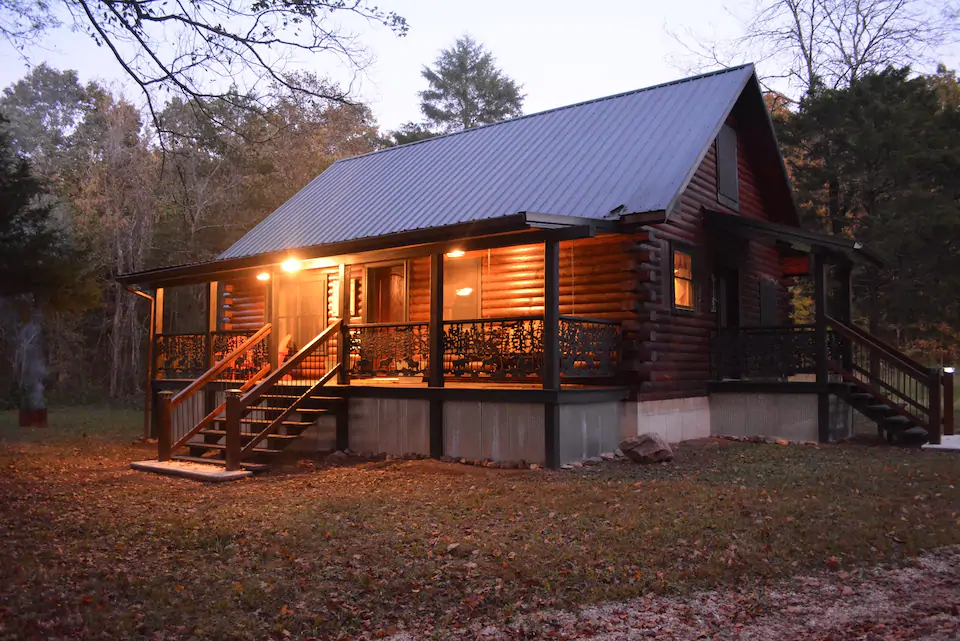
713,265,740,328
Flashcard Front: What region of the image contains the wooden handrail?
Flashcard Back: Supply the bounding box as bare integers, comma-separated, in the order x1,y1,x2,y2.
825,316,931,382
241,320,342,407
170,363,270,451
240,365,340,456
170,324,271,408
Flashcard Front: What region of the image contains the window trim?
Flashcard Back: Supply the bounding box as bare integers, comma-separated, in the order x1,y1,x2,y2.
670,243,697,314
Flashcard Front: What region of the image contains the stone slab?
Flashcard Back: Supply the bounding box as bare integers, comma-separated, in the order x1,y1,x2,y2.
922,435,960,452
130,460,252,482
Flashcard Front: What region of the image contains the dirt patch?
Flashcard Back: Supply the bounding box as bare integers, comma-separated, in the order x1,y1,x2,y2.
389,546,960,639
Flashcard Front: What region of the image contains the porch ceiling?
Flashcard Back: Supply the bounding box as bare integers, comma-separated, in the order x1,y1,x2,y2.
703,209,884,267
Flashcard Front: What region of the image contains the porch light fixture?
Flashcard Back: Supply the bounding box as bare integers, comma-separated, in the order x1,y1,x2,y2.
446,249,465,258
455,287,473,297
945,366,956,374
256,272,270,281
281,258,301,273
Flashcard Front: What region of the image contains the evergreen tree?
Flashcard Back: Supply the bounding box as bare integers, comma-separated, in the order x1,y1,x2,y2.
419,36,524,132
778,67,960,356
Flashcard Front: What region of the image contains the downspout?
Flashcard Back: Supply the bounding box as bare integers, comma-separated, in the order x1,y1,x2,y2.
126,286,155,439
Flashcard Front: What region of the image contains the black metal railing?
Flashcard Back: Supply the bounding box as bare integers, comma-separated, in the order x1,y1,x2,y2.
442,316,545,379
711,324,828,380
155,330,269,380
559,316,621,377
155,333,207,379
349,322,430,378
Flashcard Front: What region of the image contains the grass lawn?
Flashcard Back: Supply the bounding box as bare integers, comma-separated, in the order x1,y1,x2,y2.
1,408,959,640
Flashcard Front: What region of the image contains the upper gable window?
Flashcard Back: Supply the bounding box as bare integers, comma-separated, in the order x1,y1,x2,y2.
716,123,739,209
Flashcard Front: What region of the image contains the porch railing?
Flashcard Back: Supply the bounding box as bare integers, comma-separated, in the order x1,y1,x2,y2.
559,316,621,377
826,316,946,438
710,324,831,380
348,322,430,378
155,330,269,380
345,315,622,381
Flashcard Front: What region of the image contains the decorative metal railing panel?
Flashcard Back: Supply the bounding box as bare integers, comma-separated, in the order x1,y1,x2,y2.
155,333,207,379
443,317,544,379
711,325,843,380
214,330,269,381
559,316,621,377
156,331,270,380
349,323,430,378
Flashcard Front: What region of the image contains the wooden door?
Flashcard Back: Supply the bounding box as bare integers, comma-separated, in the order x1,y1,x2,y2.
368,264,406,323
713,265,740,328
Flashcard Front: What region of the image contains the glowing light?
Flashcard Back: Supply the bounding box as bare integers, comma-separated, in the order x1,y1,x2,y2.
446,250,465,258
945,366,956,374
256,272,271,281
455,287,473,297
281,258,301,273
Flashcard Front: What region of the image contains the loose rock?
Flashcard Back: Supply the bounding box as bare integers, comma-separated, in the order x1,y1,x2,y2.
619,433,674,464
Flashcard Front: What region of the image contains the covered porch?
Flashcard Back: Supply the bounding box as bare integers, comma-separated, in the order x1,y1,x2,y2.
130,216,640,470
705,210,954,444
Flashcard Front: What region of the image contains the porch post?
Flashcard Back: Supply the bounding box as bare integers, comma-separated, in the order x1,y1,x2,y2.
813,252,830,443
265,271,279,370
157,390,173,462
151,288,165,439
336,264,351,451
224,389,242,471
944,370,955,436
337,263,351,385
836,260,853,373
204,281,218,417
543,240,561,391
929,367,942,445
428,253,445,458
543,239,561,469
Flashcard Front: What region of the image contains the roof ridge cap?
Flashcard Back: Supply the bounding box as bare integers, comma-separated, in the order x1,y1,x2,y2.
336,63,757,165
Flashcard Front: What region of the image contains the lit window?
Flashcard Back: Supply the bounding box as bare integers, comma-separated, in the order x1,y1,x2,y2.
673,248,695,311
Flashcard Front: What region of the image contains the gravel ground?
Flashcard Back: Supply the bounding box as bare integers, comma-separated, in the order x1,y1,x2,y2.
391,546,960,640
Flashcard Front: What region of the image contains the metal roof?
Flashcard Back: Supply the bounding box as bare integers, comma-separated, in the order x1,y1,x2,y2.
220,64,756,260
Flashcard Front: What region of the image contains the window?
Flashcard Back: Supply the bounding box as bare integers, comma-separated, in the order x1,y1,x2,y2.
366,263,406,323
443,255,481,320
716,123,739,209
672,247,695,312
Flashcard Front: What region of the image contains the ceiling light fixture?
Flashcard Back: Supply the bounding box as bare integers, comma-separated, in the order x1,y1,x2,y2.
281,258,301,273
446,250,465,258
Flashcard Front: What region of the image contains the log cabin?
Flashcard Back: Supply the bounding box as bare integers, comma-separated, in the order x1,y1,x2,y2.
119,64,954,473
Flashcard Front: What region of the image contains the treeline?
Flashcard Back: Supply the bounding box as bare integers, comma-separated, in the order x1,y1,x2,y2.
775,65,960,362
0,66,383,406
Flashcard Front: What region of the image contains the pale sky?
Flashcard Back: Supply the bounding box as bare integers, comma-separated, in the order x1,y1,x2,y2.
1,0,957,131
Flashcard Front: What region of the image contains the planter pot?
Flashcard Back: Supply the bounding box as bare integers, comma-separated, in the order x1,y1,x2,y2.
19,408,48,428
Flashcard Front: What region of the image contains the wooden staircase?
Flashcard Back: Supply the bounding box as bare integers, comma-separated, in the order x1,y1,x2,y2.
828,316,951,444
157,320,345,473
174,387,345,470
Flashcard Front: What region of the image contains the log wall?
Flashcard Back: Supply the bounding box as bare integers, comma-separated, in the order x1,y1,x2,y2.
632,111,789,400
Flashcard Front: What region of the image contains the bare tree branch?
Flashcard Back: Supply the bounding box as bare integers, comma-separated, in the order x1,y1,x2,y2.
1,0,407,139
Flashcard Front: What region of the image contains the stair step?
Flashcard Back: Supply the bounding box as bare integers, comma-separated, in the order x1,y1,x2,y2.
188,442,285,455
884,415,913,427
866,404,896,414
212,417,315,427
171,455,268,472
198,430,299,441
849,393,875,401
